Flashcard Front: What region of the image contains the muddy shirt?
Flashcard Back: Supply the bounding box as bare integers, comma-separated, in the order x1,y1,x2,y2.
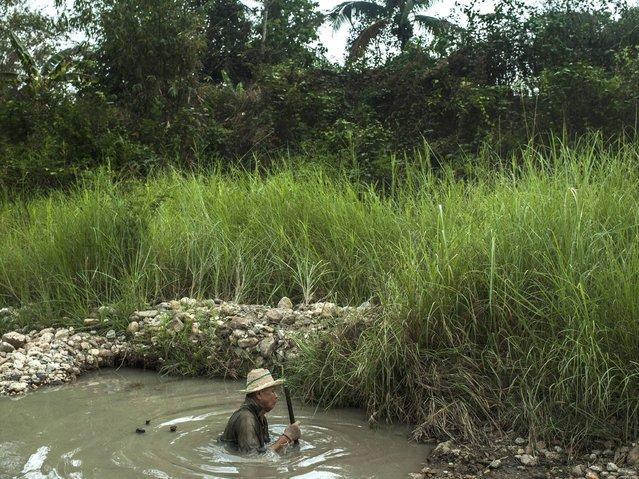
219,397,271,453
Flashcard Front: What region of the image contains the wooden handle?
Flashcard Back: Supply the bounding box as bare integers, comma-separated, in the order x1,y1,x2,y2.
283,386,299,445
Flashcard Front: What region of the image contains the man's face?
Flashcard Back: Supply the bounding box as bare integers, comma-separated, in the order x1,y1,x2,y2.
255,386,279,412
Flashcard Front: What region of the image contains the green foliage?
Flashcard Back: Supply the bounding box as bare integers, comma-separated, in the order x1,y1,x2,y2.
95,0,204,135
3,139,639,446
196,0,254,83
257,0,324,66
1,31,85,94
1,0,639,191
328,0,457,59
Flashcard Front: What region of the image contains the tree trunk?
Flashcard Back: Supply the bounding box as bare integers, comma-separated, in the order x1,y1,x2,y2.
260,0,269,61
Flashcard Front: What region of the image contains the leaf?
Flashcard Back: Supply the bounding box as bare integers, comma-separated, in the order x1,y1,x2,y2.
41,43,84,77
8,32,39,80
413,15,462,34
327,1,387,30
349,18,390,59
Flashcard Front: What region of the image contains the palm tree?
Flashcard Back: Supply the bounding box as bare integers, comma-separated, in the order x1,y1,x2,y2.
0,32,85,93
328,0,457,60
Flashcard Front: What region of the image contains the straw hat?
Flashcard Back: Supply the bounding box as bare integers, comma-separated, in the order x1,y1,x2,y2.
243,368,285,394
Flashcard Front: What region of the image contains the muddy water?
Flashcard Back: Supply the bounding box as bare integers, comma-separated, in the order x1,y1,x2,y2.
0,369,428,478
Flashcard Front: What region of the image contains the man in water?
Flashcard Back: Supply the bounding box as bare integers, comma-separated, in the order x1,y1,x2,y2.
220,368,301,453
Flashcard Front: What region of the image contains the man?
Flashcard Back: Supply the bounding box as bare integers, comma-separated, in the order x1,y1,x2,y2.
220,368,301,453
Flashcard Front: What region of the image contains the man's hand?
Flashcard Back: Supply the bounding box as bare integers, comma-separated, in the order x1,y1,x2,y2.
283,421,301,443
269,421,302,453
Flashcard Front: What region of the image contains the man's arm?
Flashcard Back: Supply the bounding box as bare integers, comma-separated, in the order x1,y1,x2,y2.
269,421,301,453
268,435,292,453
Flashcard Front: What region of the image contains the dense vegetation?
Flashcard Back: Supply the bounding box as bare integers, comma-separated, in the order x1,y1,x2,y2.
2,138,639,446
1,0,639,190
3,0,639,447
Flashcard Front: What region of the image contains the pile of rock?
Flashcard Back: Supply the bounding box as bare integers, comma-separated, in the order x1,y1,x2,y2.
127,297,369,368
0,327,127,396
0,297,373,396
413,436,639,479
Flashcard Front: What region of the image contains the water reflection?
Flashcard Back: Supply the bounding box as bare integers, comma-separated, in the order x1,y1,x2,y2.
1,369,428,478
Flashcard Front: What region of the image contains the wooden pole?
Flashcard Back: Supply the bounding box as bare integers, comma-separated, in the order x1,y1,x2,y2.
283,385,299,445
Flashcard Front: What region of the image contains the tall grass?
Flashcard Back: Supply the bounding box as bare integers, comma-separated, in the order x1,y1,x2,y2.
2,137,639,445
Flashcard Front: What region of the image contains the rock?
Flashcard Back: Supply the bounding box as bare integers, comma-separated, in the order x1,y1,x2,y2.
8,381,27,393
514,437,527,445
54,329,69,340
357,300,371,309
488,459,501,469
628,445,639,465
167,318,184,333
0,342,15,353
237,337,259,348
258,336,276,358
608,463,619,472
180,297,197,308
127,321,140,334
277,297,293,310
585,471,599,479
573,465,586,476
2,332,27,349
105,330,116,340
281,313,296,325
432,440,454,457
13,352,26,363
137,310,159,318
320,302,337,317
265,310,283,323
518,454,538,466
83,318,100,326
590,465,603,472
226,316,252,330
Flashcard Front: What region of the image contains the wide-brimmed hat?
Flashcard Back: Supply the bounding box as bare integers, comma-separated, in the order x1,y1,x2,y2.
243,368,285,394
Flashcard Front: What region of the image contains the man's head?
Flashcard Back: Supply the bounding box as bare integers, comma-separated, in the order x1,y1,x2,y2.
243,368,284,413
248,386,279,412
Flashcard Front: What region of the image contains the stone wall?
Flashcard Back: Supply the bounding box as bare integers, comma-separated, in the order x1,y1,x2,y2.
0,297,373,395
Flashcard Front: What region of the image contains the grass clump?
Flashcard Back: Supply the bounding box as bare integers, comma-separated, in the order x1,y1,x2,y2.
2,137,639,446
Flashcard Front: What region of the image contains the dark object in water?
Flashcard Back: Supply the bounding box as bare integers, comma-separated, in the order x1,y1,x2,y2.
169,425,177,432
145,419,150,425
284,386,299,446
135,428,146,434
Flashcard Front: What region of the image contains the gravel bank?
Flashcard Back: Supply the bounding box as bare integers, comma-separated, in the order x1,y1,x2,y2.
0,297,371,395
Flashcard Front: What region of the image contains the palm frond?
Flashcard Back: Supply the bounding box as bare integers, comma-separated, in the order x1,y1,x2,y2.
327,1,387,30
8,32,38,80
413,15,461,34
348,18,390,60
41,44,84,77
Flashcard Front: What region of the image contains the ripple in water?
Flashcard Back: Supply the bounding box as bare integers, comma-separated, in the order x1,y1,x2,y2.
0,369,429,478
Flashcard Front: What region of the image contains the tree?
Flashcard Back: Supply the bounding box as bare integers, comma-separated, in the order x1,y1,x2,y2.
327,0,457,60
96,0,204,122
1,32,84,94
255,0,323,66
193,0,254,83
